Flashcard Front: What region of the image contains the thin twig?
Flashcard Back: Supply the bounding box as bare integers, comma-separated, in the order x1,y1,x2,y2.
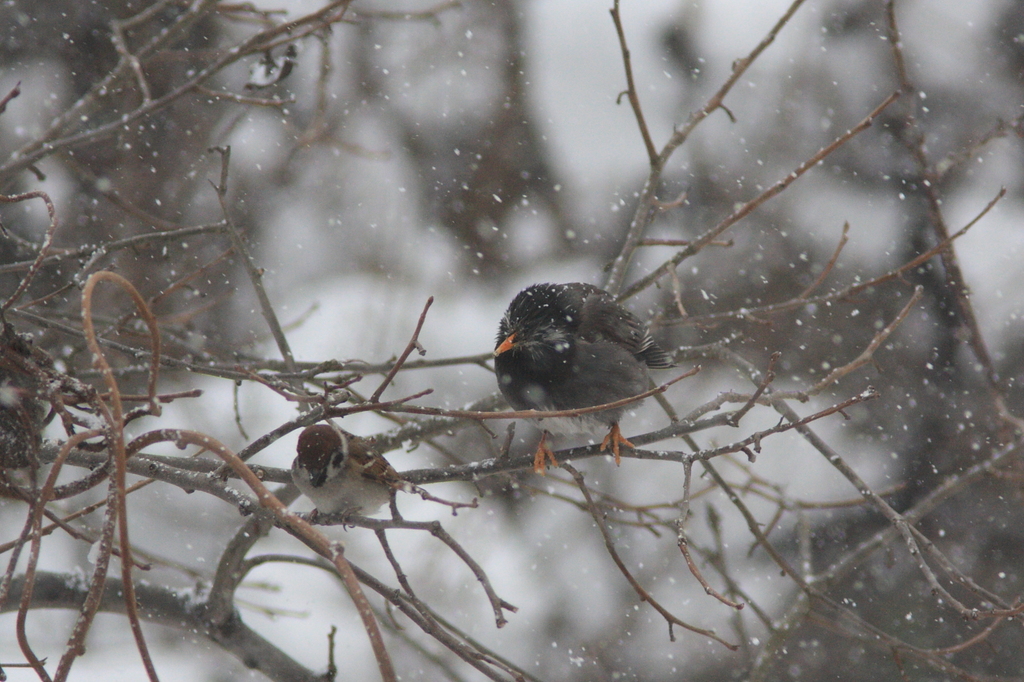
1,190,59,312
0,80,20,114
610,0,656,165
803,285,923,395
562,463,738,649
319,516,517,629
796,222,849,300
618,90,900,302
16,432,99,682
677,534,744,610
370,296,433,402
110,16,153,103
352,366,699,422
669,187,1005,329
208,146,298,374
726,352,779,428
603,0,811,294
193,85,294,106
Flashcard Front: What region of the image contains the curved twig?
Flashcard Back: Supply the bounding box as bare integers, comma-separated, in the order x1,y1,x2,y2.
126,428,397,682
0,190,60,313
81,271,162,680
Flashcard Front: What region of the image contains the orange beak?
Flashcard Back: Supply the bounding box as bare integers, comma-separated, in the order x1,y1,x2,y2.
494,332,516,357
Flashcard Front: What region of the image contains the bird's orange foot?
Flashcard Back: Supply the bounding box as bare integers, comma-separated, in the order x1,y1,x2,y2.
533,431,558,474
600,423,634,466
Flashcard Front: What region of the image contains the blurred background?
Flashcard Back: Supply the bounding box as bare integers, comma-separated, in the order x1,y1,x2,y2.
1,0,1023,680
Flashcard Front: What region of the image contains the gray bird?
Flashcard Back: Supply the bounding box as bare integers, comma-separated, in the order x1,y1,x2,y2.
494,282,674,473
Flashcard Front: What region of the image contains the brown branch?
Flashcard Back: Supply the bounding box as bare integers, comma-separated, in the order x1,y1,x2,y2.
398,390,875,485
610,0,656,165
603,0,811,294
796,221,849,300
119,247,234,332
819,437,1024,590
0,190,60,313
14,432,99,682
563,463,738,649
677,534,745,610
315,515,517,630
700,460,808,593
776,402,985,620
370,296,433,402
927,613,1018,655
114,389,203,403
637,238,732,248
619,90,900,302
0,80,20,114
348,0,462,22
933,112,1024,181
906,524,1018,618
345,562,536,681
672,186,1005,328
83,271,163,417
291,31,334,151
127,429,397,681
802,285,923,396
406,485,478,514
81,272,161,680
352,365,699,422
205,486,300,627
885,1,1011,436
685,389,879,462
6,571,323,682
54,442,122,681
0,480,157,570
374,530,420,601
726,351,779,428
426,522,516,629
208,146,298,374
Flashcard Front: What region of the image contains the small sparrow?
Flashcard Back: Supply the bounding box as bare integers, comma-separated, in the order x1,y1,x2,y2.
291,422,403,516
494,282,674,473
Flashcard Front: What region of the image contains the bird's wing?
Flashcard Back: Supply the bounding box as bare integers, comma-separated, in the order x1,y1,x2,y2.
575,287,649,351
352,448,404,487
576,286,674,369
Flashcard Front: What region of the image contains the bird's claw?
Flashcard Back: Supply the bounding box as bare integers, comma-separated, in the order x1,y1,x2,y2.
600,423,634,466
533,432,558,474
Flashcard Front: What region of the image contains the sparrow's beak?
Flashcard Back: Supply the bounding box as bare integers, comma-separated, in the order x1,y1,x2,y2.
494,332,516,357
309,465,328,488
